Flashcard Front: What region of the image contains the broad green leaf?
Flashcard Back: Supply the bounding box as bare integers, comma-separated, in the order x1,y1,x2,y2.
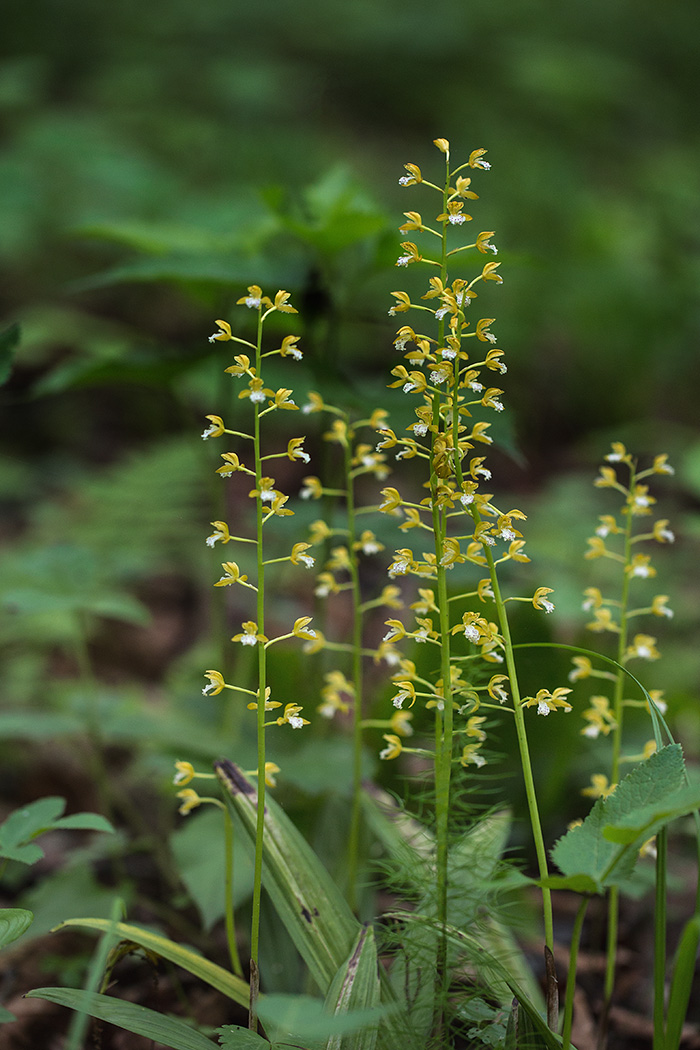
0,1004,16,1023
0,908,33,948
322,926,381,1050
170,807,254,932
0,323,20,385
602,776,700,845
215,760,361,994
23,868,128,940
0,797,113,865
56,919,250,1009
550,745,685,893
217,1027,271,1048
26,988,215,1050
256,994,386,1047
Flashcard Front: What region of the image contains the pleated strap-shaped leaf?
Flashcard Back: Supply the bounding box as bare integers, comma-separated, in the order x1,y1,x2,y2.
322,925,381,1050
215,759,361,994
53,918,250,1008
25,988,216,1050
664,914,700,1050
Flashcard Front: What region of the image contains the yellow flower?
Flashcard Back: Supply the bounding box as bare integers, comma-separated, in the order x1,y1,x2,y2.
236,285,269,309
232,622,267,646
398,163,422,186
278,335,302,360
173,761,195,786
532,587,555,614
626,554,656,579
201,414,225,439
275,703,310,729
465,715,487,742
476,231,498,255
390,709,414,736
379,487,403,513
270,387,298,410
290,542,315,569
225,354,253,378
206,521,231,548
302,390,325,414
582,774,615,799
216,452,244,477
625,634,660,661
434,138,450,155
523,688,573,716
286,437,310,463
272,289,297,314
202,670,226,696
460,744,486,768
214,561,248,587
468,148,490,170
300,476,323,500
292,616,317,640
379,734,403,761
209,319,233,342
391,680,416,709
652,519,675,543
651,595,673,619
177,789,202,815
487,675,509,704
568,656,593,682
581,696,617,738
260,762,281,788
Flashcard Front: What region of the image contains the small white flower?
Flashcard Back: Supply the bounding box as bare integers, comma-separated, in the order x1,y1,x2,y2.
239,635,257,646
596,524,612,537
435,306,450,321
430,369,449,384
498,528,516,542
490,400,504,412
288,716,305,729
463,625,480,643
582,725,599,738
448,214,466,225
539,598,554,614
469,381,484,393
403,382,417,394
245,296,261,309
201,424,218,439
460,493,474,506
398,176,412,186
299,555,315,568
396,255,411,267
537,700,550,716
318,703,336,719
441,347,457,360
260,488,276,502
250,390,266,403
632,564,652,578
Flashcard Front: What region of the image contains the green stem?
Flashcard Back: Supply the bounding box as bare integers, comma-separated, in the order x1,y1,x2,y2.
561,896,590,1050
250,307,267,1032
602,467,636,1028
653,828,668,1050
344,434,364,914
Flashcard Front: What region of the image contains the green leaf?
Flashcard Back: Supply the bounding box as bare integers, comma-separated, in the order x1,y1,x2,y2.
322,925,381,1050
215,760,361,995
55,919,250,1009
217,1027,271,1048
0,323,20,386
0,908,33,948
0,797,113,865
549,745,685,893
665,915,700,1050
26,988,215,1050
170,807,254,932
256,994,386,1046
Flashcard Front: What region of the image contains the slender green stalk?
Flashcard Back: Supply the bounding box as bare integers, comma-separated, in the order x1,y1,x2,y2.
561,896,590,1050
250,306,266,1031
601,467,635,1029
344,435,365,914
652,828,668,1050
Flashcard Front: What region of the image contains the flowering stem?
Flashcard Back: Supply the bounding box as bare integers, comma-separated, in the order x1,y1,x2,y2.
600,467,636,1035
249,306,267,1031
561,896,590,1050
344,434,365,914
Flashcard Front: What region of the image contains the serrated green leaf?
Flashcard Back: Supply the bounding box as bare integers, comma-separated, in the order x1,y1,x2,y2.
551,745,685,891
0,323,20,385
55,919,249,1008
215,760,361,995
26,988,215,1049
0,908,33,948
217,1026,271,1048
